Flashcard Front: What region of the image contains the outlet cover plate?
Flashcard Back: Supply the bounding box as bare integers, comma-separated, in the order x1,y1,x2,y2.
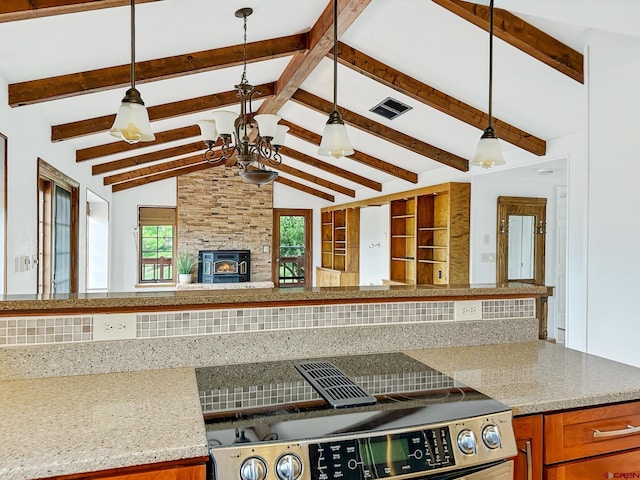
93,313,137,341
454,300,483,321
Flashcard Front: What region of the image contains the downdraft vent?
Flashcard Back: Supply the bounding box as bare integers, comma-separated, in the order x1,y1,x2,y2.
295,361,377,408
370,97,413,120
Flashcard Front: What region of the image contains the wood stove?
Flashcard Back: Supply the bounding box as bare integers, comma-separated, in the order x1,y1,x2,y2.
198,250,250,283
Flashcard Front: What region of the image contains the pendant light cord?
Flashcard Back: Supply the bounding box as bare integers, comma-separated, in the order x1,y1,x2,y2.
488,0,494,129
332,0,338,112
130,0,136,90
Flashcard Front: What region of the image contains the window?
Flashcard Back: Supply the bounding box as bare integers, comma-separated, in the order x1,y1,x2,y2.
138,207,176,283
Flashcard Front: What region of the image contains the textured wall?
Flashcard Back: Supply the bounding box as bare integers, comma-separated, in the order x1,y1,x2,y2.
177,168,273,282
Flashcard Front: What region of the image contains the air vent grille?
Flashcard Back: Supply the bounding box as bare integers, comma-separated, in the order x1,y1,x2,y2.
294,361,377,408
370,97,413,120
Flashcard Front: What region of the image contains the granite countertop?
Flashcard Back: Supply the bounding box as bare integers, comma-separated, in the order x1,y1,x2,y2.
0,283,549,314
4,341,640,480
0,368,208,480
407,341,640,415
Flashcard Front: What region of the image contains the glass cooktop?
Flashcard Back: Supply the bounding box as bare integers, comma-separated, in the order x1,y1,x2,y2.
196,352,509,448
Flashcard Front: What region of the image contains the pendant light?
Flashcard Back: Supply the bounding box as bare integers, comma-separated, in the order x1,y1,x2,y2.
110,0,154,144
471,0,504,169
318,0,354,158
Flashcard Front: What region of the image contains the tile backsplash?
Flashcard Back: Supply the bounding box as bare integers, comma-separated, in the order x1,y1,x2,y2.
0,298,535,346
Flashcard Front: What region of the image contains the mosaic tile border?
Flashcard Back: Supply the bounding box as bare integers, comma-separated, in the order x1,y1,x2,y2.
0,298,535,347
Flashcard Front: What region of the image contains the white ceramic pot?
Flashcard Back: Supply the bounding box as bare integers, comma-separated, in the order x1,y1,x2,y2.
178,273,192,284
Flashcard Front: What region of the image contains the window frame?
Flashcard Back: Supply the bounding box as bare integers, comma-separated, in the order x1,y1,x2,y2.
137,206,177,284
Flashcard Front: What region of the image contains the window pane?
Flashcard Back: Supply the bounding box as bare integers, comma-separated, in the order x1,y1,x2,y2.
138,210,175,283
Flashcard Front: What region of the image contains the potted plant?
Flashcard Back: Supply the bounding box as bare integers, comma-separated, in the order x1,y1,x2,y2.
177,252,196,284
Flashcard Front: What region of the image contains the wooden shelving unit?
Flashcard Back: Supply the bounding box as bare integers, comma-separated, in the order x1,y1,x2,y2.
317,207,360,286
390,197,416,284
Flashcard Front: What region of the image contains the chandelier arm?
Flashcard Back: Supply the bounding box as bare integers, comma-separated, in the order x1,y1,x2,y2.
262,152,282,168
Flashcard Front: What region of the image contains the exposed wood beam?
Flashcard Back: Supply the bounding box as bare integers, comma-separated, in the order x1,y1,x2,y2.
76,126,199,162
275,164,355,197
9,34,307,106
111,162,221,192
104,153,211,185
258,0,372,114
336,43,546,156
292,90,469,171
93,141,207,175
279,146,382,191
54,83,275,141
274,177,334,202
0,0,159,23
279,119,418,183
432,0,584,83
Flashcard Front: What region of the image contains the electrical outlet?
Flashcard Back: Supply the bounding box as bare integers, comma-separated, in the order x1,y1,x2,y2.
454,300,483,321
92,313,137,341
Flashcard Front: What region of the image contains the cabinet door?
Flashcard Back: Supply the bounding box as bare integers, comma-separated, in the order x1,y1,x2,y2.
545,449,640,480
513,415,543,480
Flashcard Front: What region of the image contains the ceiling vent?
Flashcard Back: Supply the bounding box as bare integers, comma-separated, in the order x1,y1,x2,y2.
369,97,412,120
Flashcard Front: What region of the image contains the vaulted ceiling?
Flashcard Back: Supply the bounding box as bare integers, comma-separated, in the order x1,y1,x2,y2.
0,0,603,202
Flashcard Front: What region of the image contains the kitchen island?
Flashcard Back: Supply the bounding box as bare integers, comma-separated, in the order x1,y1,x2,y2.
3,341,640,480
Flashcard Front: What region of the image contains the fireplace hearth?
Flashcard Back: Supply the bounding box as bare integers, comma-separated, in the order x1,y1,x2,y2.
198,250,250,283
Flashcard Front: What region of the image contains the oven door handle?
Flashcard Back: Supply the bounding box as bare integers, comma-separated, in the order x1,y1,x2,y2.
448,460,514,480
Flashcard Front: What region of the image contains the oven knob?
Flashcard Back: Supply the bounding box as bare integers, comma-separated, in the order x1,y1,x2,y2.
482,424,502,449
240,457,267,480
276,453,303,480
457,429,477,455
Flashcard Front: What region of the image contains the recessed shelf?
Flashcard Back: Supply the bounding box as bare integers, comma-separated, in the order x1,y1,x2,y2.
418,227,448,231
392,257,415,261
391,214,415,219
418,245,448,249
418,259,448,264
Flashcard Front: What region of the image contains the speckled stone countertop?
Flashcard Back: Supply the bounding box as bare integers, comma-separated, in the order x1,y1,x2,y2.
407,341,640,415
0,283,548,314
0,368,208,480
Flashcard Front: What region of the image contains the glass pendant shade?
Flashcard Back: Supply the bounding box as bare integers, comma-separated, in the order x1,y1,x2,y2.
210,111,237,136
272,125,289,147
318,118,354,158
109,91,154,144
472,128,505,169
197,120,218,142
254,114,281,139
240,169,278,185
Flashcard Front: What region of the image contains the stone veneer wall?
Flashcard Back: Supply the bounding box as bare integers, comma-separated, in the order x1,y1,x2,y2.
177,168,273,282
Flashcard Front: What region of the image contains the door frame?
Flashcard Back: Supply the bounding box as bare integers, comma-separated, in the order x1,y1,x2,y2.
272,208,312,287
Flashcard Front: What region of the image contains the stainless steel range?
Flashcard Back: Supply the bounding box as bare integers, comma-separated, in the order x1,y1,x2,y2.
196,353,517,480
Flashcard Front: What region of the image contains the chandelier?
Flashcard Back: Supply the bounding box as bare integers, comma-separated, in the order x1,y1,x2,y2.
197,7,288,186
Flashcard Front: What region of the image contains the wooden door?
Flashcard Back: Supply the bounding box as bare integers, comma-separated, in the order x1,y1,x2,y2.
272,209,312,288
513,415,543,480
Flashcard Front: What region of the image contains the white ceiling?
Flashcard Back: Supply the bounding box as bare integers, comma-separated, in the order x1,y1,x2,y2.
0,0,628,201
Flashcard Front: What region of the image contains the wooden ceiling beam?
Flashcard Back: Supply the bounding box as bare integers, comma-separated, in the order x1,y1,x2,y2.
53,83,275,141
0,0,160,22
76,126,200,162
292,90,469,171
279,145,381,191
278,119,418,183
432,0,584,83
274,177,334,202
92,141,208,175
275,164,355,197
104,153,212,185
9,34,307,106
336,42,546,156
111,162,221,192
258,0,372,115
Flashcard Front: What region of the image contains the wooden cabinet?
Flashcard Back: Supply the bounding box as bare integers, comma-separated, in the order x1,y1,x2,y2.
317,207,360,286
390,182,470,285
44,460,207,480
513,415,543,480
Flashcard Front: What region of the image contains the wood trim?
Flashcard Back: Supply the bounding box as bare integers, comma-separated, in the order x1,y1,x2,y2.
111,162,221,192
279,146,382,191
274,177,335,202
1,133,6,294
272,208,313,287
292,89,469,171
279,119,418,183
104,154,212,185
0,0,160,23
9,34,307,106
336,42,546,156
258,0,372,114
432,0,584,83
53,83,275,141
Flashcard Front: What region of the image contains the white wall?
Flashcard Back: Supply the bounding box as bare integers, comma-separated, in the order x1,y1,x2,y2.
583,31,640,367
0,78,112,295
359,204,390,285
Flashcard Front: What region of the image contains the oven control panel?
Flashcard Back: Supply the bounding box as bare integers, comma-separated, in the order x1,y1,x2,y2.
209,411,517,480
